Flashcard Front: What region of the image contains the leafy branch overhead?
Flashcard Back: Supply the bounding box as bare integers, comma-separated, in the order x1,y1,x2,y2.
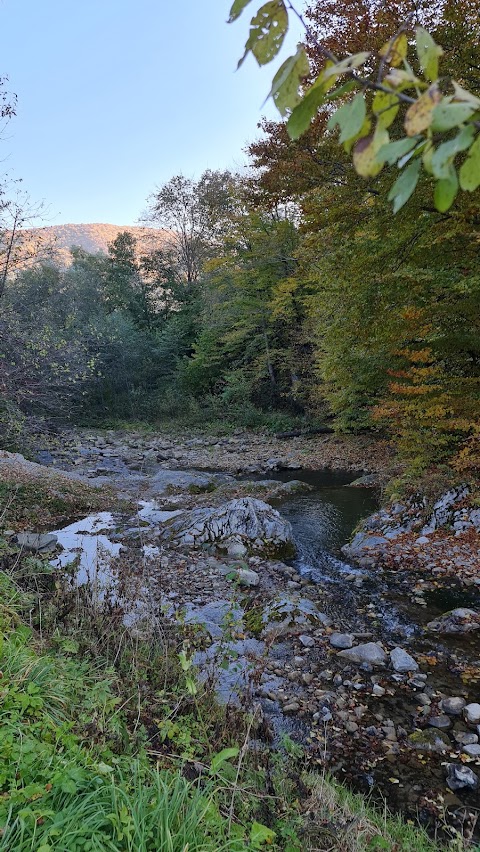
228,0,480,212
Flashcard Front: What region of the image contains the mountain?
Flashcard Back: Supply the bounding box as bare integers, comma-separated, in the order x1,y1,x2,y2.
18,223,170,267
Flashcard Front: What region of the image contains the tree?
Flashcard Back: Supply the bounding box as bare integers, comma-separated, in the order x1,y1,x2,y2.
228,0,480,212
142,170,236,282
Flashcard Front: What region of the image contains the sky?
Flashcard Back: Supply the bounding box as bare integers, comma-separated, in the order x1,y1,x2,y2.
0,0,303,225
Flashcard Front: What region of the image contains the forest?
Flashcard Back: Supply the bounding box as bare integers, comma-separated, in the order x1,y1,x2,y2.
2,0,480,481
1,2,480,849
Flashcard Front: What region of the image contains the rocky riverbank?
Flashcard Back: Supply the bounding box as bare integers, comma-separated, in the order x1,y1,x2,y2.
2,429,480,843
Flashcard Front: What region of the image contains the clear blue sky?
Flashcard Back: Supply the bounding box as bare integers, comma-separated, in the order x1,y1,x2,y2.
0,0,302,225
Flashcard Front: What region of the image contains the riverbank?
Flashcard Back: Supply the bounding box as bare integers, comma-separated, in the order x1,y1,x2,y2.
1,429,480,847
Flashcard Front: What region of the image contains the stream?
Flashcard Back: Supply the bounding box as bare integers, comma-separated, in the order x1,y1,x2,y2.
45,461,480,836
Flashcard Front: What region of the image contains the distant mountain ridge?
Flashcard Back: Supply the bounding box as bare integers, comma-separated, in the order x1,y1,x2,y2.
19,223,170,267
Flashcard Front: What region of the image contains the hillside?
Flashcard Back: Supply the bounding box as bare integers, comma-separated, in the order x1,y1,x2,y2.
18,222,170,267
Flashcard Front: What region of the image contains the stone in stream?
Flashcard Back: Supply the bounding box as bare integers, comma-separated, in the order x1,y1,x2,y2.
446,764,478,791
16,532,58,552
464,703,480,725
329,633,354,650
426,608,480,635
390,647,419,673
161,498,294,558
440,697,466,716
408,729,451,753
337,642,387,667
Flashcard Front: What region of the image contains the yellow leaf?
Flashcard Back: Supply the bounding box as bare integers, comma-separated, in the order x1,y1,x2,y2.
404,85,441,136
379,33,408,68
353,125,389,177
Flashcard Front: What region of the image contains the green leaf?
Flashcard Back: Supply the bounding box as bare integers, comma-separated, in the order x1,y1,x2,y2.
239,1,288,68
431,101,475,132
415,27,443,82
270,46,309,116
387,159,421,213
210,747,240,773
459,134,480,191
377,136,420,165
372,90,399,129
228,0,255,22
452,81,480,109
431,125,475,179
287,74,331,140
250,820,276,847
325,80,356,101
327,94,366,144
352,125,389,177
185,675,198,696
434,166,458,212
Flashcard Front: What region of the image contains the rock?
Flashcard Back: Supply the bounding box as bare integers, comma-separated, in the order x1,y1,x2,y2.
464,703,480,725
372,684,386,697
162,497,294,558
16,532,58,552
390,647,419,673
329,633,354,650
344,721,358,733
342,533,389,559
440,697,466,716
446,764,478,791
227,540,248,558
462,744,480,758
422,485,470,533
417,694,431,706
271,480,314,499
149,469,222,495
283,702,300,713
346,474,378,488
236,569,260,587
299,634,315,648
337,642,387,667
426,608,480,636
454,732,478,745
408,729,451,753
428,715,452,730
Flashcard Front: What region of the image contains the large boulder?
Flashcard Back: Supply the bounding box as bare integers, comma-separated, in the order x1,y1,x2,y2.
161,498,295,558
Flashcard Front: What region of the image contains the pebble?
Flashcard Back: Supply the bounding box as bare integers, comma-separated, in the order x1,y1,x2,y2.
454,732,478,745
329,633,354,650
417,694,431,706
428,714,452,730
462,744,480,758
344,721,358,733
283,702,300,713
337,642,387,667
390,647,419,673
372,684,386,697
299,635,315,648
